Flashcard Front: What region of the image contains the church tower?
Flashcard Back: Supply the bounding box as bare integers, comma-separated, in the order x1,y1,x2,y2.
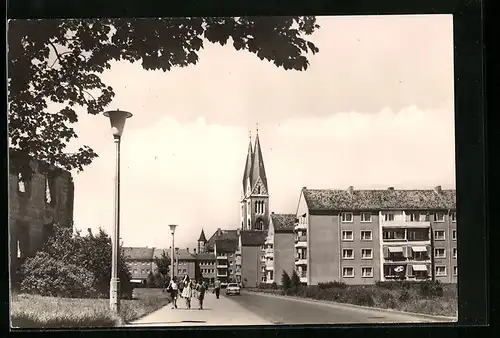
240,127,269,231
198,228,207,253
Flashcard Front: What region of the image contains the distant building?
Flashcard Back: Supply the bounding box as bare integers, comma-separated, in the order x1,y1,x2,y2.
295,186,457,285
238,229,267,287
122,247,155,284
9,150,74,275
264,213,295,285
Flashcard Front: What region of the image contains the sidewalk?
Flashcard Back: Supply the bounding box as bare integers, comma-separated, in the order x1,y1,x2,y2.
128,292,272,327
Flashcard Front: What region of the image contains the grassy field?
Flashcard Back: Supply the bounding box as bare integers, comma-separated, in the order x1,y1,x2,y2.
10,288,171,328
250,282,457,318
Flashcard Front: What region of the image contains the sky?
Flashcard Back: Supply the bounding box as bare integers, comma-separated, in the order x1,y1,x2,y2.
57,15,455,251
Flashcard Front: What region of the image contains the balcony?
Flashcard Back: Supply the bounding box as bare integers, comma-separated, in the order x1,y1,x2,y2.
235,257,241,266
295,222,307,230
294,235,307,248
265,236,273,245
297,270,307,283
381,220,431,228
265,263,273,271
261,256,266,263
235,250,241,256
217,270,228,277
295,257,307,266
217,255,228,260
265,249,273,258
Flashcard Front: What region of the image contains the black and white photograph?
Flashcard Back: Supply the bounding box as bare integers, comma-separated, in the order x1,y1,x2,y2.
8,14,459,328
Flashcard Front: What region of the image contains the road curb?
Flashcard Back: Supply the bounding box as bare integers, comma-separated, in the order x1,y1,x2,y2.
243,290,458,322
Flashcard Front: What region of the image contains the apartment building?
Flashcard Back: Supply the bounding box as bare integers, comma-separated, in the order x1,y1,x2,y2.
9,150,75,276
295,186,457,285
238,229,267,287
264,212,295,285
122,247,155,283
195,252,216,284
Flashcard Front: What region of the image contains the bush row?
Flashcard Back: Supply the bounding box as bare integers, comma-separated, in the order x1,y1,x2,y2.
17,225,134,299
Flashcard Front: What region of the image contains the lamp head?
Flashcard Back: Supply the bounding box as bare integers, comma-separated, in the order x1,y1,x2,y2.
103,109,133,138
169,224,178,234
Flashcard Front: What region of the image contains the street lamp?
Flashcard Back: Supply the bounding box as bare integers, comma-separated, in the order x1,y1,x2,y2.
103,109,133,313
175,247,179,279
169,224,178,282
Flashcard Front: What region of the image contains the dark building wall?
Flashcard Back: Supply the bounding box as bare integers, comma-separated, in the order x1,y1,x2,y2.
309,214,340,285
241,246,261,288
274,232,295,285
9,153,74,274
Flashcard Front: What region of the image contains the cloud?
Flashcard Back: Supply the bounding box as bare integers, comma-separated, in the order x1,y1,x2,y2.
72,102,455,250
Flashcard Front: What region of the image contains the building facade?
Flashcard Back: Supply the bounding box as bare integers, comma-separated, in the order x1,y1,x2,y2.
264,213,295,285
122,247,155,283
295,186,457,285
9,150,75,276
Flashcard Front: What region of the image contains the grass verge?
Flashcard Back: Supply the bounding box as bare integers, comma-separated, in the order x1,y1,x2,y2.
11,288,171,328
250,282,457,317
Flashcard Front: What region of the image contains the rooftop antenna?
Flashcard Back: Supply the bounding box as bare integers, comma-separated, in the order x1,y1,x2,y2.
256,122,259,135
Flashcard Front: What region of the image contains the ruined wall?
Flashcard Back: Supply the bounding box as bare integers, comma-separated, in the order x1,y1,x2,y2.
9,151,74,265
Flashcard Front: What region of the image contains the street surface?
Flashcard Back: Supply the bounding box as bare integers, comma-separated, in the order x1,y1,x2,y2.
129,289,456,327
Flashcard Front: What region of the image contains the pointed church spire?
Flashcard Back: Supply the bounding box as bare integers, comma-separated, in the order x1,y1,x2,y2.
242,131,254,190
250,127,268,192
198,228,207,242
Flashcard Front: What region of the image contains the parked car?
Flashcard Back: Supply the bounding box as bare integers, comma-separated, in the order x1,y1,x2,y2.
226,283,241,296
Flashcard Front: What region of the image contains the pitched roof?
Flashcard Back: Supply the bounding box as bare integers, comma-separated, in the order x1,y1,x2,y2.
195,252,216,260
302,187,456,212
240,230,267,246
270,213,296,232
250,134,268,191
198,229,207,242
242,137,253,190
152,248,169,259
206,229,238,251
215,238,239,253
122,247,155,260
176,248,196,260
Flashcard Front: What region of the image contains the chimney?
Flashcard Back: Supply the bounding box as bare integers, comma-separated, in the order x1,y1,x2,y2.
186,248,189,253
388,187,394,191
271,212,275,215
193,248,196,254
348,186,354,195
302,186,307,190
434,185,442,194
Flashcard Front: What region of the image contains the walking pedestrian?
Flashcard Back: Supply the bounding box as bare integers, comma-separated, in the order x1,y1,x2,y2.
214,279,221,299
181,275,193,309
166,277,178,309
197,280,206,310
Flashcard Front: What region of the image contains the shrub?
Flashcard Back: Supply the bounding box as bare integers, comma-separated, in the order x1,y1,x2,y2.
281,270,291,291
271,282,277,289
349,289,375,307
399,290,412,302
375,280,415,290
21,225,133,299
419,280,444,298
20,252,96,298
318,281,348,289
290,270,301,294
379,290,397,308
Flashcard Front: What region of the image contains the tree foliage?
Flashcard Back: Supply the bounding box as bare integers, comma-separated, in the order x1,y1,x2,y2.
154,250,170,278
21,224,133,299
8,17,320,176
281,270,291,290
290,269,301,292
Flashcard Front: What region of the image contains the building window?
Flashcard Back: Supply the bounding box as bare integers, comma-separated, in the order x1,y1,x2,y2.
133,269,137,273
434,230,446,240
360,212,372,222
361,267,373,278
146,269,150,273
342,249,354,259
453,248,457,259
452,230,457,240
450,212,457,222
360,230,372,241
342,230,353,241
45,177,52,204
16,240,21,258
435,266,447,276
434,248,446,258
434,212,445,222
141,270,145,274
17,173,26,192
361,248,373,259
342,267,354,278
453,266,458,276
383,213,395,222
383,230,405,240
261,276,266,282
341,212,353,223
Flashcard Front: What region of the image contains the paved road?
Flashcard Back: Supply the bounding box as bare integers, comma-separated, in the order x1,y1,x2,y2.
231,291,456,325
128,290,455,327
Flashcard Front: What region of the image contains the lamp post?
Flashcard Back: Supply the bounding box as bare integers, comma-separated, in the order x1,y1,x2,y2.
169,225,178,282
175,247,179,278
103,109,133,313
